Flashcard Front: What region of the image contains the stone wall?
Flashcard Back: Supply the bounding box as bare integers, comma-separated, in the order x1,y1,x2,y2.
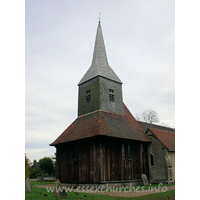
146,130,168,183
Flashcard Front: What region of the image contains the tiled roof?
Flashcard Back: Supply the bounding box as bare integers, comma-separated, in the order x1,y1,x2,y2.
148,128,175,151
50,104,149,146
138,121,175,133
78,22,122,85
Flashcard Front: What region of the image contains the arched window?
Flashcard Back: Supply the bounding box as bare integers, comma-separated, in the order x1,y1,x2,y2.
150,154,154,167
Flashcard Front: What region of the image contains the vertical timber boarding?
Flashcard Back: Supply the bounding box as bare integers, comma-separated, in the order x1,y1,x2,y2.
56,136,149,183
55,138,101,183
99,137,149,183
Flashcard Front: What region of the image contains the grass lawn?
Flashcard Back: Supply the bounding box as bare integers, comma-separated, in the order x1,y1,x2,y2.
133,189,175,200
30,180,54,186
25,180,175,200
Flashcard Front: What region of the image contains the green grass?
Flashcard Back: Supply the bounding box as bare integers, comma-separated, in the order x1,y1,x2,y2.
25,180,175,200
133,189,175,199
25,186,126,200
30,180,54,186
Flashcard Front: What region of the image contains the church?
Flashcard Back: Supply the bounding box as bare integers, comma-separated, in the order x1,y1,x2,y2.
50,21,175,184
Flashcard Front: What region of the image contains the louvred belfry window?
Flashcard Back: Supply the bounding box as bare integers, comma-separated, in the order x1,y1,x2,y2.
109,89,115,102
86,90,91,103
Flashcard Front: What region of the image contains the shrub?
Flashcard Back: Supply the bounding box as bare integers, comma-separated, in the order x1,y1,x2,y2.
25,154,30,179
30,166,42,178
39,157,53,176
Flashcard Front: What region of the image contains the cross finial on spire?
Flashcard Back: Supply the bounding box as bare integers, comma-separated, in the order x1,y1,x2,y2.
99,12,101,23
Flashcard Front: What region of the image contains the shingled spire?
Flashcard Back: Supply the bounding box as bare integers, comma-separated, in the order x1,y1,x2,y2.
78,21,124,116
78,22,122,85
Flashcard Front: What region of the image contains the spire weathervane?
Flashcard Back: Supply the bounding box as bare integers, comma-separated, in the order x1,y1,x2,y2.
99,12,101,23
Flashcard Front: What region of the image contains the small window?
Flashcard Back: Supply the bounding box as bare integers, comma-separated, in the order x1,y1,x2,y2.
109,89,115,102
150,154,154,167
74,145,79,160
122,144,126,160
86,90,91,103
128,144,131,160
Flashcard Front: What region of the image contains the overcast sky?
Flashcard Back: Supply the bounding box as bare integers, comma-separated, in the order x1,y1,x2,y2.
25,0,175,162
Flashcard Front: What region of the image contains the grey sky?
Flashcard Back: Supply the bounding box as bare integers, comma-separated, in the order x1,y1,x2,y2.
25,0,175,162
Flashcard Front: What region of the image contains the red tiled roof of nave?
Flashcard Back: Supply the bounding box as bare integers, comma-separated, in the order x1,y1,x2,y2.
50,104,149,146
149,128,175,151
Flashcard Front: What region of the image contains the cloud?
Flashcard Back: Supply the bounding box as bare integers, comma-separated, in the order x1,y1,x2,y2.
25,0,175,161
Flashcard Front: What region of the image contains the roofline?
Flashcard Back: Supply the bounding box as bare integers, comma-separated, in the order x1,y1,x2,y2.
149,127,175,134
77,108,125,118
50,134,150,146
138,121,175,131
78,75,123,86
145,128,173,151
50,104,150,146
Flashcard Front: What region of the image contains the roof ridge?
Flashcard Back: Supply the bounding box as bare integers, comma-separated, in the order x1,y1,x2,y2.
138,121,175,130
110,110,128,139
123,104,146,134
149,127,175,134
147,128,175,151
78,109,125,118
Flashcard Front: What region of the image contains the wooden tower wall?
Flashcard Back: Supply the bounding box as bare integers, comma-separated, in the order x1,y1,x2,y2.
56,136,148,183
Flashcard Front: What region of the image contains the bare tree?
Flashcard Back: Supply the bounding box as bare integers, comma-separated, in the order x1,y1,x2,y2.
134,113,142,121
160,122,169,127
135,109,159,124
